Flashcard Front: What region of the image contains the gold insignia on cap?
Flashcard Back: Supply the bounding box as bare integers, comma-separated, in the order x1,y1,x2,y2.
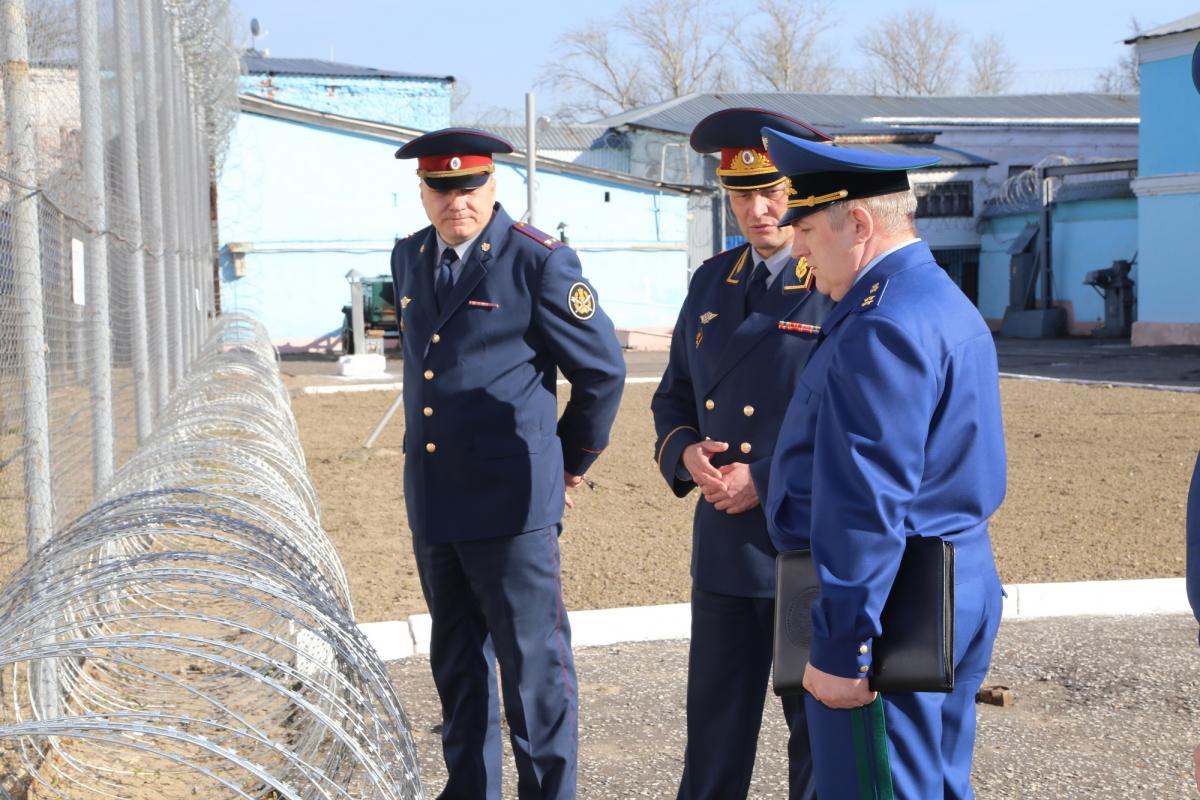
481,242,491,252
568,281,596,320
719,148,776,177
400,296,412,309
699,311,718,325
788,189,850,209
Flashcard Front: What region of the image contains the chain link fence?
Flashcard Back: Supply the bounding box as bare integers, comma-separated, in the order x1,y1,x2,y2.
0,0,238,569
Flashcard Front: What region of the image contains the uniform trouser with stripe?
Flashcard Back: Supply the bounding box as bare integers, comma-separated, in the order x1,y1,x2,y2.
805,564,1003,799
412,525,577,800
677,588,815,800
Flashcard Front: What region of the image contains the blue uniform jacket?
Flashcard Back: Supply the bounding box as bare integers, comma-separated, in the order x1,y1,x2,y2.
390,203,626,544
766,241,1006,677
652,244,834,597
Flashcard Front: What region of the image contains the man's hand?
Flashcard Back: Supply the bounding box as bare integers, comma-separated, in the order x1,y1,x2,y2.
564,472,583,509
707,462,760,514
802,661,877,709
682,440,728,495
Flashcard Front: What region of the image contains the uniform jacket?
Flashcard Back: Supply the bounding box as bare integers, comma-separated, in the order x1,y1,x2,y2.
765,241,1006,677
390,203,626,544
652,243,834,597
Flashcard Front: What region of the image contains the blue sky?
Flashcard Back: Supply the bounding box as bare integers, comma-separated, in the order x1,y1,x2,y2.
230,0,1195,121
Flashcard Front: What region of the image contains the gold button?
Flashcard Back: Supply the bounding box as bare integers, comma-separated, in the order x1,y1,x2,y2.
423,407,433,417
705,399,715,410
740,442,752,454
858,665,869,674
425,442,437,453
743,405,755,417
431,333,441,344
424,369,434,380
858,644,869,655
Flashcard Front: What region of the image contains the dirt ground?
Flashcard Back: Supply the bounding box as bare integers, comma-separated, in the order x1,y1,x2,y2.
290,378,1200,623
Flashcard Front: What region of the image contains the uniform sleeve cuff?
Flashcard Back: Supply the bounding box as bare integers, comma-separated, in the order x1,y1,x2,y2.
563,446,601,476
810,635,874,680
656,426,701,489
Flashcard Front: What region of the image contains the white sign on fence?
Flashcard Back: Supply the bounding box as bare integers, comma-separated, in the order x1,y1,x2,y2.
71,238,85,306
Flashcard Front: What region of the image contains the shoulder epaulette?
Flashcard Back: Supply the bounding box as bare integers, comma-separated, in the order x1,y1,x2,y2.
701,242,748,265
855,279,887,313
512,221,563,250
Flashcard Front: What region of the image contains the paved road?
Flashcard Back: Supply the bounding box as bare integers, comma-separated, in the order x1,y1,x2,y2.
388,613,1200,799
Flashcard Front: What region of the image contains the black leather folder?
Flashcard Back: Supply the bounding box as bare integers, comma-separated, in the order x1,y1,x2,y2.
772,536,954,696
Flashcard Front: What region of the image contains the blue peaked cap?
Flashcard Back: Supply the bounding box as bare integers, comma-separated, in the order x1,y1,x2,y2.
761,126,941,224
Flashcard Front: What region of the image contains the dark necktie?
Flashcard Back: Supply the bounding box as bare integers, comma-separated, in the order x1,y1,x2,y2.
744,260,770,315
435,248,456,312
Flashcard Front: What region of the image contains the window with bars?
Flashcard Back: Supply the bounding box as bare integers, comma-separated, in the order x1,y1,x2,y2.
914,181,974,218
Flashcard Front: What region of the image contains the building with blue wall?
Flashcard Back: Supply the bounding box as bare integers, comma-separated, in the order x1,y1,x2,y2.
979,179,1138,333
217,95,695,350
240,51,453,131
1128,14,1200,346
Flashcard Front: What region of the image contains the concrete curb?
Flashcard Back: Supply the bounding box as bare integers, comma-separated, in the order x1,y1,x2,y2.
998,371,1200,394
357,578,1191,662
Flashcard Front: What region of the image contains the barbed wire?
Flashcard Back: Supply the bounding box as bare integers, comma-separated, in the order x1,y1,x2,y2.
0,315,423,799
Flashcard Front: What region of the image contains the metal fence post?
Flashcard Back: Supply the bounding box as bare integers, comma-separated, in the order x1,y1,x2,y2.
78,0,115,492
157,5,184,388
2,0,59,719
114,0,154,441
138,0,170,410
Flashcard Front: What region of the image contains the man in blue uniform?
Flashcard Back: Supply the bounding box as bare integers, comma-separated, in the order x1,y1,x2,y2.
652,108,834,800
390,128,626,800
761,127,1007,799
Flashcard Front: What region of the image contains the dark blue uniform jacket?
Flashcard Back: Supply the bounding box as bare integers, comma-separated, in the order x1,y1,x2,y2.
652,244,834,597
390,203,625,545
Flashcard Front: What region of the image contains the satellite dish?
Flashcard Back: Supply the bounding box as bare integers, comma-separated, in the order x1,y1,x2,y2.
250,18,260,36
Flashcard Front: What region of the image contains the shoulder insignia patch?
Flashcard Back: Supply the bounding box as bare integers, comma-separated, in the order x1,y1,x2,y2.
512,221,563,249
568,281,596,320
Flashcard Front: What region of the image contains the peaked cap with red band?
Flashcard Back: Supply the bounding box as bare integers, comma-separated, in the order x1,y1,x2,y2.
396,127,514,190
690,108,831,190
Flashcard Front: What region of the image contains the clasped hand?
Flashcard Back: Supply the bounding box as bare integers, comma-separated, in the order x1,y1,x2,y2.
681,440,759,514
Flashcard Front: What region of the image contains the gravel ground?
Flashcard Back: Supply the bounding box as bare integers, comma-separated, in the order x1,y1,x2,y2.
388,613,1200,799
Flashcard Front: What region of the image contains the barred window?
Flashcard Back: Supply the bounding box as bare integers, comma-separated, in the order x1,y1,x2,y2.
913,181,974,218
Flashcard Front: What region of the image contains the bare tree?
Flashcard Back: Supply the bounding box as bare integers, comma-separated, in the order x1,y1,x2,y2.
1096,17,1141,93
858,8,963,95
618,0,740,100
539,0,740,121
537,21,649,121
736,0,835,92
969,34,1015,95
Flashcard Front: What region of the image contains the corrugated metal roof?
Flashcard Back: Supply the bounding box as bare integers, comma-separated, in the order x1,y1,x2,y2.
1127,12,1200,42
592,93,1139,134
489,125,623,153
241,51,452,82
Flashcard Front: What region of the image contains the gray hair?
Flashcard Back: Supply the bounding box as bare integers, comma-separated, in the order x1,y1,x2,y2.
825,190,918,236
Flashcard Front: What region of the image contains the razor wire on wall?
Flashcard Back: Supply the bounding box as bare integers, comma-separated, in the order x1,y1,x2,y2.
0,315,423,799
0,0,240,567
